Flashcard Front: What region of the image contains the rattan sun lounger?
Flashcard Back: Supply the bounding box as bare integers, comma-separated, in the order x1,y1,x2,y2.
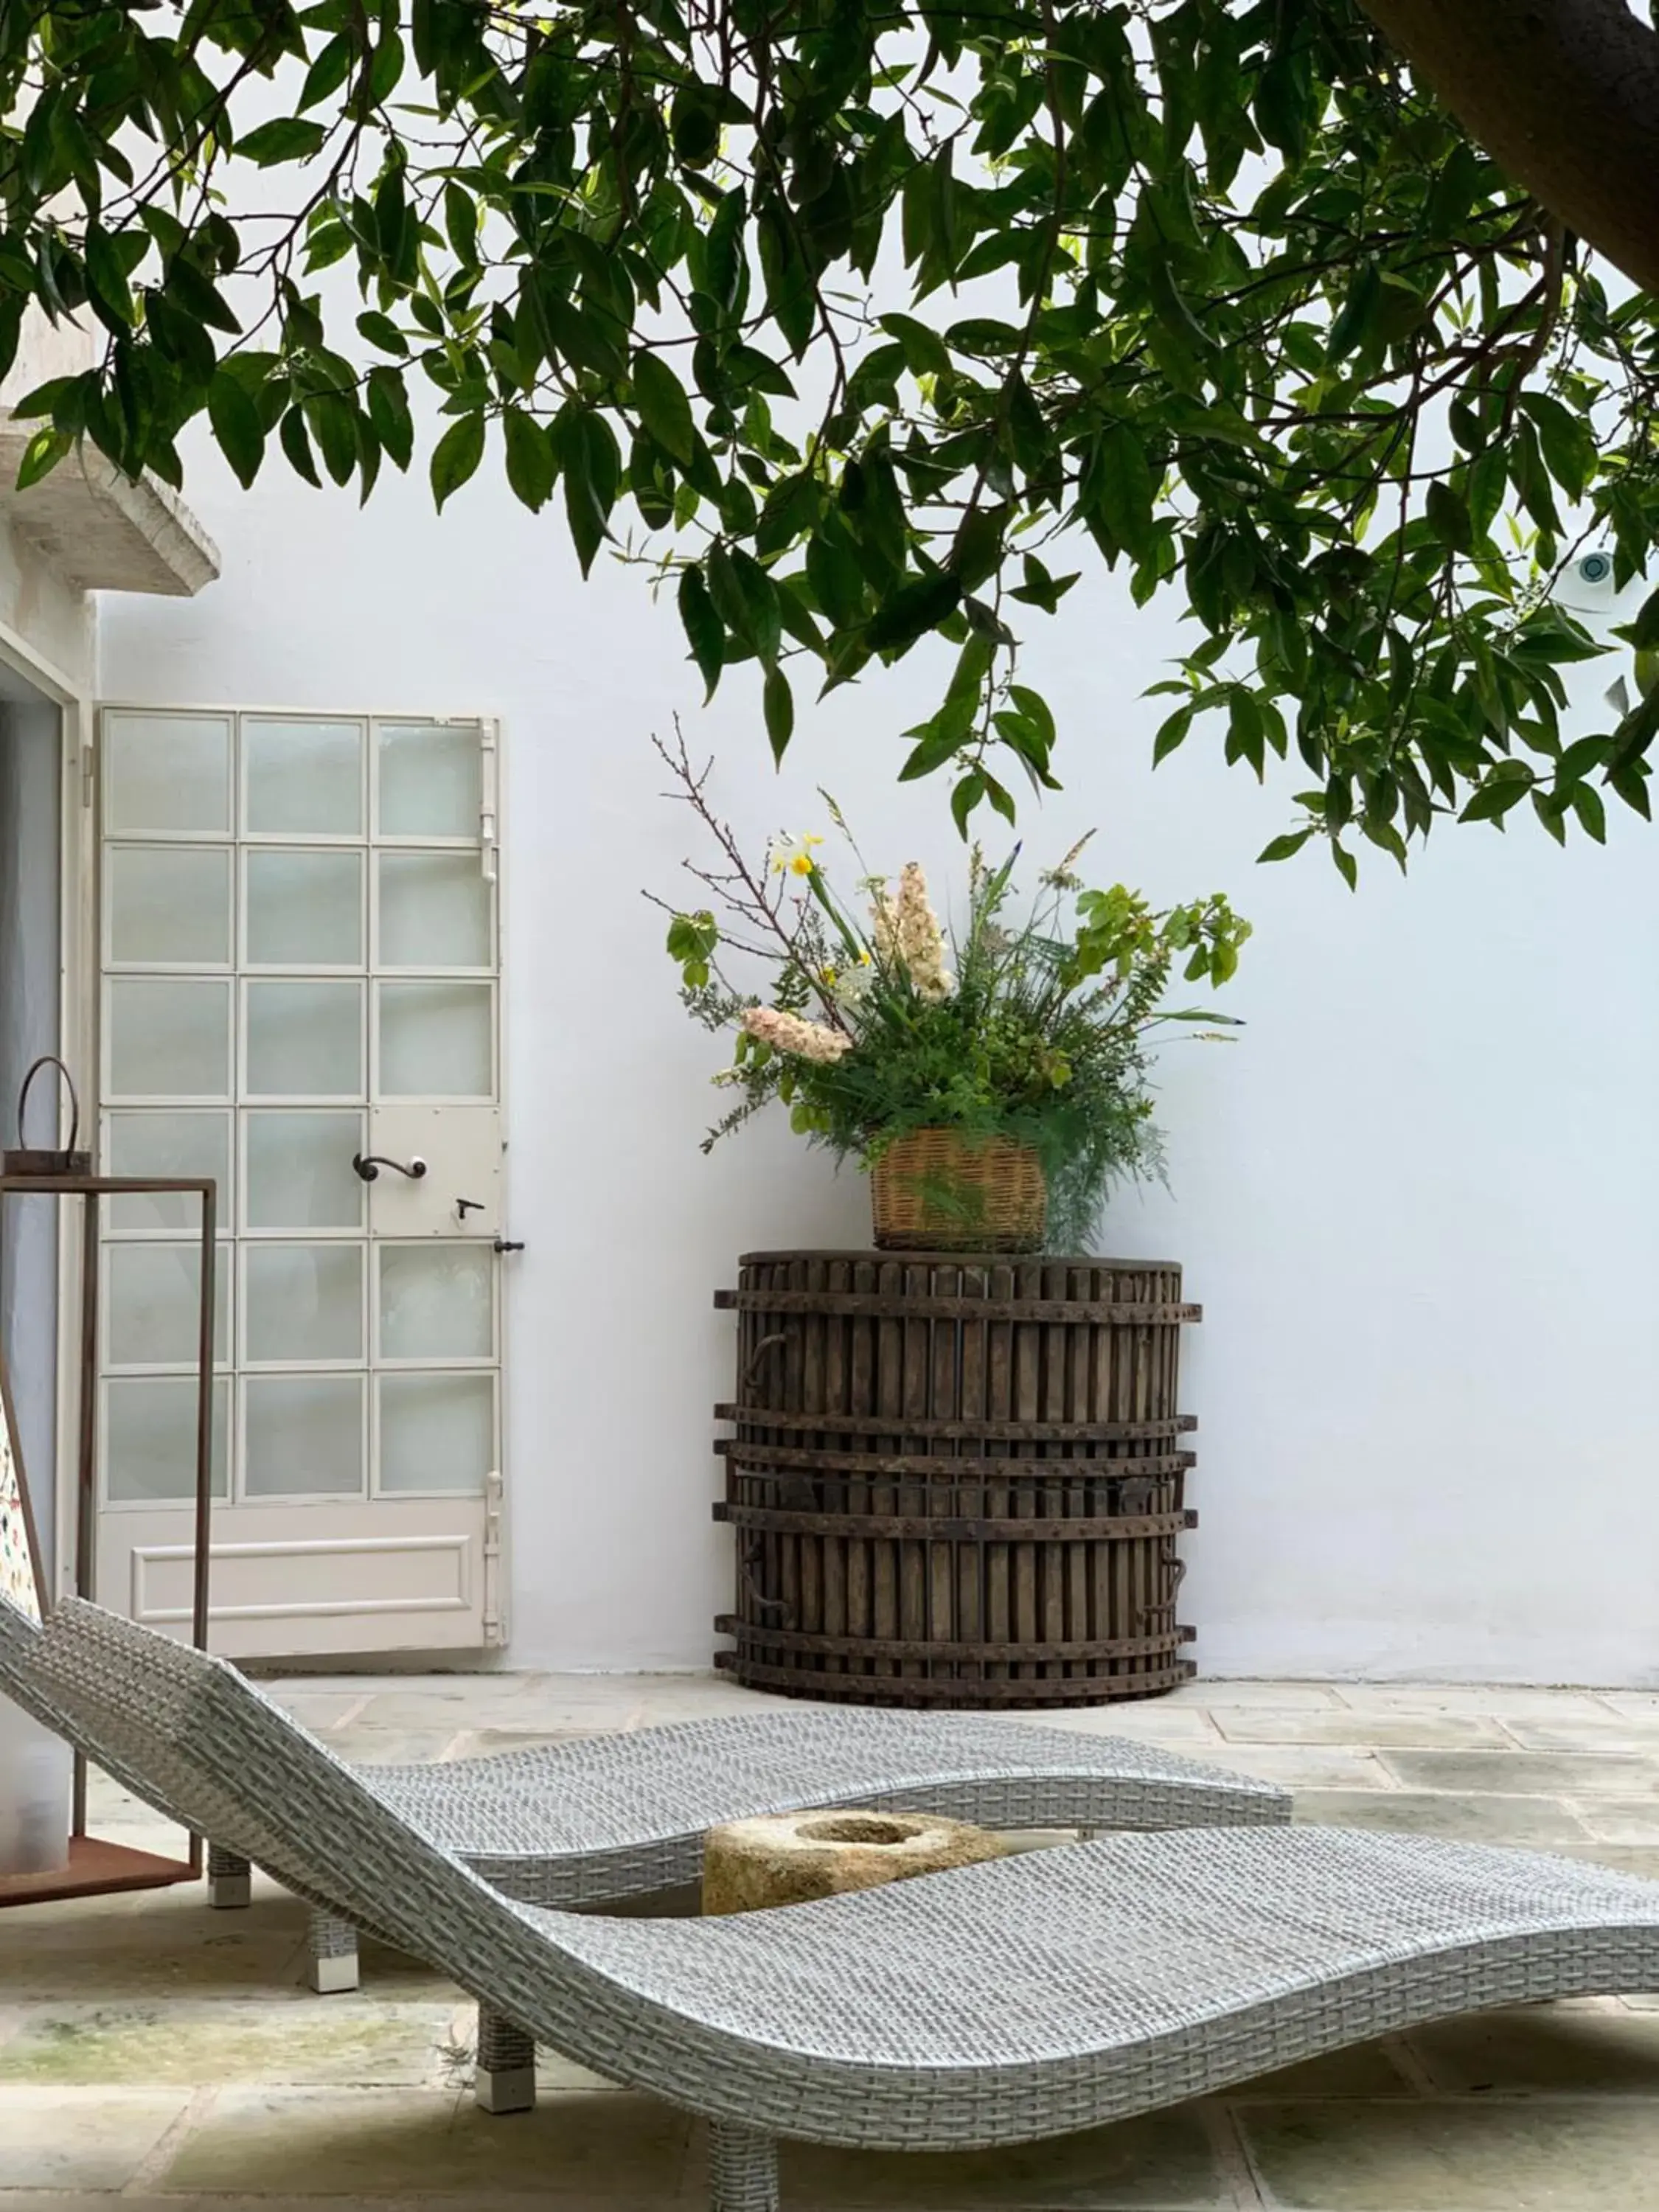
34,1596,1659,2211
2,1588,1287,2008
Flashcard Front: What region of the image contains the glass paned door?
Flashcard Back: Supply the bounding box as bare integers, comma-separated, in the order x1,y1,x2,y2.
94,709,505,1658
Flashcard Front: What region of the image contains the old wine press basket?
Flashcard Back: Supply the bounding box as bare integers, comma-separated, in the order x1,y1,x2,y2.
713,1251,1201,1706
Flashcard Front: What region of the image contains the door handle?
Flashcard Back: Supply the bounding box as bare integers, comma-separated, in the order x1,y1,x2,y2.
352,1153,428,1183
493,1238,526,1253
456,1197,485,1220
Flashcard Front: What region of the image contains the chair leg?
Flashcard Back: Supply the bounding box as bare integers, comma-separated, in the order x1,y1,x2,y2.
206,1843,251,1910
708,2122,780,2212
474,2005,536,2115
307,1907,361,1994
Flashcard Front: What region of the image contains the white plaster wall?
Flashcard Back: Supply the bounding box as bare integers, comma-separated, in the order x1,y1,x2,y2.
94,432,1659,1686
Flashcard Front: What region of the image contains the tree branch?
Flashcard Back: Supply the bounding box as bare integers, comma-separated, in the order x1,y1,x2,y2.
1359,0,1659,293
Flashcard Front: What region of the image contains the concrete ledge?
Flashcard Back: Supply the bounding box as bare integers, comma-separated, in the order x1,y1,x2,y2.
0,417,220,597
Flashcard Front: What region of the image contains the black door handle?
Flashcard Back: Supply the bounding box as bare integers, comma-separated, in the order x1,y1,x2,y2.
456,1197,484,1219
493,1238,525,1253
352,1153,427,1183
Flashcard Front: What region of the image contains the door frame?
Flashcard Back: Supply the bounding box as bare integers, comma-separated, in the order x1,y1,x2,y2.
0,614,94,1600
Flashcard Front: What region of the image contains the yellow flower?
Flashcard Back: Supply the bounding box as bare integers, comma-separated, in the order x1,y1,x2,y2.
771,832,824,877
819,964,838,985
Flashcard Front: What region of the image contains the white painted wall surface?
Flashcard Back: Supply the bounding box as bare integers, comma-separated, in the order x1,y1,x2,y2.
96,434,1659,1686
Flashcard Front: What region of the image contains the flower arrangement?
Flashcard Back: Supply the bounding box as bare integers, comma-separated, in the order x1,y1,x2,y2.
654,732,1250,1252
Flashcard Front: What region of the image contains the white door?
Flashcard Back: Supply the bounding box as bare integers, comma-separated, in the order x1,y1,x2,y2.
91,708,509,1658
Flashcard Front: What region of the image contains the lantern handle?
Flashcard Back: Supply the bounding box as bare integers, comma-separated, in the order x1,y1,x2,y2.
14,1055,80,1160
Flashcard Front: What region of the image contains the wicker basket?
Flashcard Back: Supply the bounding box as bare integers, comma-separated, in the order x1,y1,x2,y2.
869,1129,1046,1251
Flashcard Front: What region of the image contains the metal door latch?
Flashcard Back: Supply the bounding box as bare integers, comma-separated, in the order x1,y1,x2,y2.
493,1237,526,1253
456,1197,485,1219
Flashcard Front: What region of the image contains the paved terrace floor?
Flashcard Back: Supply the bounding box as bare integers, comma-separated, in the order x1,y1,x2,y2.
5,1671,1659,2211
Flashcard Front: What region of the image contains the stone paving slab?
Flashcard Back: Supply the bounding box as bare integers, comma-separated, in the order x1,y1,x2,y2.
0,1998,460,2087
1210,1711,1509,1750
1568,1798,1659,1843
1290,1790,1591,1845
1380,1748,1659,1797
1236,2096,1659,2209
159,2087,697,2199
0,2087,193,2189
1327,1683,1621,1719
785,2112,1233,2209
1403,2005,1659,2096
1499,1716,1659,1754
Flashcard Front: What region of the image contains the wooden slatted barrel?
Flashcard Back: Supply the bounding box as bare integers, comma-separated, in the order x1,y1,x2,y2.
712,1251,1200,1706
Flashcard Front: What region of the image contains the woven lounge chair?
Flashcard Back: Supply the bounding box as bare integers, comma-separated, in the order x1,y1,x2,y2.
2,1588,1287,2014
33,1596,1659,2212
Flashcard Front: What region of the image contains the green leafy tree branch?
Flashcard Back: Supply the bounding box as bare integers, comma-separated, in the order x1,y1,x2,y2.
1,0,1658,872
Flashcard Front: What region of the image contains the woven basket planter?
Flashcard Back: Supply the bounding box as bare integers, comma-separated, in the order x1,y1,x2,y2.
869,1129,1046,1252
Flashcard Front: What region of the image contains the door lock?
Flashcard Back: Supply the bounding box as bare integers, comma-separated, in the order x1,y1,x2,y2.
493,1238,526,1254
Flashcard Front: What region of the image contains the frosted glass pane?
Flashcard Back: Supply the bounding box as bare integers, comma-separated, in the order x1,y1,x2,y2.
246,850,364,966
246,981,363,1097
105,1376,229,1503
108,846,231,965
246,719,364,835
107,1113,229,1233
108,979,231,1099
246,1112,363,1230
378,852,490,967
378,1373,493,1495
107,1242,229,1366
245,1375,364,1498
105,714,231,835
378,982,492,1097
245,1244,363,1363
378,723,479,836
378,1246,493,1360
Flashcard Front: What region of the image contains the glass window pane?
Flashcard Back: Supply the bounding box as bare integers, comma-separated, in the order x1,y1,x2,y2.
105,1376,229,1503
107,846,231,966
246,850,364,967
377,852,490,968
246,981,363,1097
245,718,364,836
104,714,231,835
378,723,479,837
108,979,231,1099
107,1242,229,1366
244,1244,363,1363
245,1112,364,1231
245,1375,364,1498
378,1373,492,1496
378,1246,493,1360
106,1113,230,1234
378,981,492,1097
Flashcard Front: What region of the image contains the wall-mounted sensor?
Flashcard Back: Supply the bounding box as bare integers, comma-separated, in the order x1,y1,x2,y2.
1555,548,1620,619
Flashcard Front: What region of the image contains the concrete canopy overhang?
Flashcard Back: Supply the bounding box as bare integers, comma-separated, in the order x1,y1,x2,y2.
0,417,220,597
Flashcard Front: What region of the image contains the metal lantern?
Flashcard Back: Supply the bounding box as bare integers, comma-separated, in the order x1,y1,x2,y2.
0,1056,217,1905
